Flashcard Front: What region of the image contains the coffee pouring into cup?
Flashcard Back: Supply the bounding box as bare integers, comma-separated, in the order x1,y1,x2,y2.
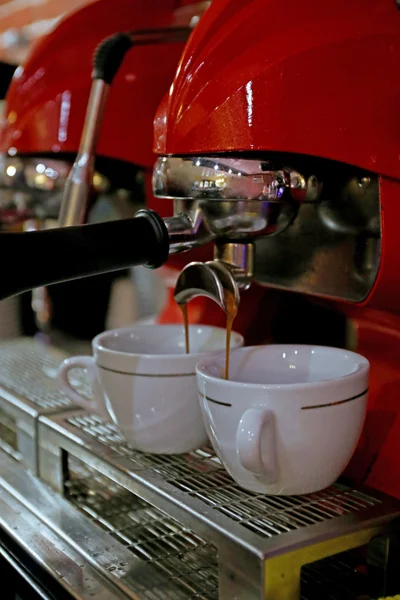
0,22,373,497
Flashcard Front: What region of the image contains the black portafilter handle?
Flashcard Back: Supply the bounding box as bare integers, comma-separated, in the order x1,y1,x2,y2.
0,209,169,301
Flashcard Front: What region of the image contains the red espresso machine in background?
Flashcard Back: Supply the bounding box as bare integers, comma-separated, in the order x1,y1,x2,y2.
0,0,211,341
1,2,400,597
151,0,400,500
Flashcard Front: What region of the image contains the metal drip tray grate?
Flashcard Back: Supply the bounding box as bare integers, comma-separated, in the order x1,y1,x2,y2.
66,455,219,599
68,414,381,539
0,339,91,471
0,338,90,410
65,456,373,600
40,411,400,599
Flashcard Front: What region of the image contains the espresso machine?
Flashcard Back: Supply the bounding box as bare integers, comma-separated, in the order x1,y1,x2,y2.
149,0,400,505
1,1,400,599
0,0,209,474
0,0,209,343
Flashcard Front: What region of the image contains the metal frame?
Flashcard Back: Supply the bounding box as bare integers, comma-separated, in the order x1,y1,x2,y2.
0,452,131,599
0,338,84,473
0,443,392,600
38,410,400,600
64,453,219,599
0,449,221,599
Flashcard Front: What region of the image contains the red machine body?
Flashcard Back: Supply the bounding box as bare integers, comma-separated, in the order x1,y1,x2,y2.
0,0,215,327
1,0,188,169
154,0,400,498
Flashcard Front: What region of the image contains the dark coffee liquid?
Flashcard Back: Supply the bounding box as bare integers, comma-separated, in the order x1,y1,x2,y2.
180,303,190,354
224,290,238,380
179,291,238,378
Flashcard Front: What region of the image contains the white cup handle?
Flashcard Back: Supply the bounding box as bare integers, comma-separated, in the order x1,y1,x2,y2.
57,356,98,413
236,408,278,480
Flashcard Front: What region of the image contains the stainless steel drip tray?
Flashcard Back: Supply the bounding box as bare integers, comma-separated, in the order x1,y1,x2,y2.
0,441,388,600
38,410,400,600
0,337,89,472
0,449,217,600
0,451,138,599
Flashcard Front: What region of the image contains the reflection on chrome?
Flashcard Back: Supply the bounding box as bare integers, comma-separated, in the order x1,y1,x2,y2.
0,155,70,193
153,156,322,203
0,155,111,226
153,156,322,242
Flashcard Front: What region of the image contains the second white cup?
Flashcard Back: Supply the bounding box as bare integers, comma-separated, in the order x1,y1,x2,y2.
57,324,243,454
196,345,369,495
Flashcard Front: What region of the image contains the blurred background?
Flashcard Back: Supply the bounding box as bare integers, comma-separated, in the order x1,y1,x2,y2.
0,0,170,353
0,0,94,65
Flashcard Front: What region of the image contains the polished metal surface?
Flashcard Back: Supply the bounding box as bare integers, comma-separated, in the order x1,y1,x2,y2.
0,447,388,599
153,157,319,204
174,260,240,313
59,79,109,227
0,155,70,195
37,410,400,599
254,171,381,301
0,155,70,224
41,412,400,550
165,207,212,253
0,454,128,599
64,456,382,600
0,449,218,599
155,155,381,303
0,154,114,230
214,242,254,289
0,406,22,460
66,455,219,599
0,338,71,411
0,338,85,472
173,240,254,309
154,157,307,240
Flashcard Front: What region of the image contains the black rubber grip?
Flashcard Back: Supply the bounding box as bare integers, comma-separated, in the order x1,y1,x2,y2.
92,32,133,84
0,209,169,300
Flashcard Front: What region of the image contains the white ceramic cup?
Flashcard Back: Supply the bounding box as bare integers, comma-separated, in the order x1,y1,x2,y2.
57,324,243,454
196,345,369,495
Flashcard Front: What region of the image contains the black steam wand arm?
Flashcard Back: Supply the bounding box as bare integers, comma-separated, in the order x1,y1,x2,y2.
0,210,169,301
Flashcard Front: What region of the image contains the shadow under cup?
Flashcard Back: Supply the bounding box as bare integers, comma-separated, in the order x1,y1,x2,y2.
196,345,370,495
57,324,244,454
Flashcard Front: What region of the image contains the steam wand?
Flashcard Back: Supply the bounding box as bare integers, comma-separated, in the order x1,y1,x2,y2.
58,27,191,227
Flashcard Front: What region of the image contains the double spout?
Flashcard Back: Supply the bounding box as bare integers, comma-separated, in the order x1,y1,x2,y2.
173,243,253,314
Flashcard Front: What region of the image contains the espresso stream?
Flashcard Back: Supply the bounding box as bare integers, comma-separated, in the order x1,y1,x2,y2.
224,290,238,380
179,291,238,380
181,303,190,354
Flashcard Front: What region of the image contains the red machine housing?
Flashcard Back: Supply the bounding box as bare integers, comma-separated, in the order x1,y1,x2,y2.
154,0,400,498
0,0,214,225
0,0,217,330
2,0,185,169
